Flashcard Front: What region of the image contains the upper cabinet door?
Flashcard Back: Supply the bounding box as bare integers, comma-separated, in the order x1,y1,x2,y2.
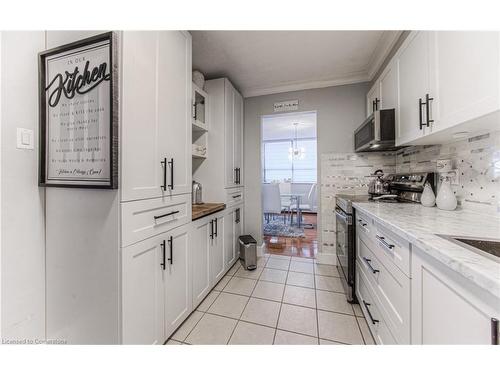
430,31,500,134
233,90,244,186
158,31,192,196
122,234,165,344
379,60,399,111
163,225,192,338
366,83,380,116
224,80,236,188
122,31,165,202
122,31,192,201
396,31,432,145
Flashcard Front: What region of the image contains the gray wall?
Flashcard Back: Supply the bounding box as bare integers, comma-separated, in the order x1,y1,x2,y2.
243,83,368,247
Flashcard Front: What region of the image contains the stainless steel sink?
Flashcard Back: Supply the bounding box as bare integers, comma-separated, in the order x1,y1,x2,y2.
437,235,500,263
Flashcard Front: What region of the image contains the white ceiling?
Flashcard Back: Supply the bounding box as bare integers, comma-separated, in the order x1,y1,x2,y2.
191,30,402,97
262,111,317,141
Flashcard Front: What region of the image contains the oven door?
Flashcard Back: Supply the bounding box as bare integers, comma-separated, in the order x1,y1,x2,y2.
335,207,351,282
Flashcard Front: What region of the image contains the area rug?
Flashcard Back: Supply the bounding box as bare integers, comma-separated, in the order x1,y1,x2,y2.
263,218,305,238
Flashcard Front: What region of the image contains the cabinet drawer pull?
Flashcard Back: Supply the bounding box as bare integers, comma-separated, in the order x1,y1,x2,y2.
363,300,379,324
232,194,242,199
160,239,166,270
492,318,499,345
168,158,174,189
167,236,173,265
425,94,434,126
154,210,180,220
210,220,214,239
376,235,395,251
419,98,425,129
161,158,167,191
362,257,380,274
214,217,218,238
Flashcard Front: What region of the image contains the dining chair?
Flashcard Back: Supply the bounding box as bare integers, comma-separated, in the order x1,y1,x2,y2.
262,183,285,223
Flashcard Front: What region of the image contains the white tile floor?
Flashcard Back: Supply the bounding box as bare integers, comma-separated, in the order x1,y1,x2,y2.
167,254,375,345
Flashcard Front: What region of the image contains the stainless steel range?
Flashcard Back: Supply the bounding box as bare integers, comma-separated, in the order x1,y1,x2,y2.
335,172,436,303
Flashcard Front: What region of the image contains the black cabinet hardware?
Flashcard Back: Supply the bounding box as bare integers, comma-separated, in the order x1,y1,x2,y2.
363,257,380,274
374,98,380,111
192,102,197,120
154,210,179,220
235,208,240,223
419,98,425,129
167,158,174,189
425,93,434,126
214,218,218,238
234,167,241,184
160,239,166,270
210,220,214,239
363,300,379,325
167,236,173,265
492,318,499,345
376,235,395,250
232,194,241,199
161,158,167,191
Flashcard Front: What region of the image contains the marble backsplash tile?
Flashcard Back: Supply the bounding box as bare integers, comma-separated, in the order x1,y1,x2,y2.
396,130,500,215
319,130,500,255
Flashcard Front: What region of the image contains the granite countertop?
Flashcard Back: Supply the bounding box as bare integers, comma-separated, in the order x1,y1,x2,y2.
352,201,500,299
192,202,226,221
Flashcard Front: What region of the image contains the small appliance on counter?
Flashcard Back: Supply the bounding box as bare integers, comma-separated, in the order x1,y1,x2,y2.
368,169,390,198
192,180,203,205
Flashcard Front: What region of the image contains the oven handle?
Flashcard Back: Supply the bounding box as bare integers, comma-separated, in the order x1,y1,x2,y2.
335,208,352,225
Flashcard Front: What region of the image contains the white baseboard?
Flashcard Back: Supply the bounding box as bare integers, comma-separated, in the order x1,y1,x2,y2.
316,252,337,265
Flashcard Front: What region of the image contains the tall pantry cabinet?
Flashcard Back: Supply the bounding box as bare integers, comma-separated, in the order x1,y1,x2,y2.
121,31,193,344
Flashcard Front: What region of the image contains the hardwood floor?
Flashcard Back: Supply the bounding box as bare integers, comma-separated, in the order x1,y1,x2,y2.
263,213,318,259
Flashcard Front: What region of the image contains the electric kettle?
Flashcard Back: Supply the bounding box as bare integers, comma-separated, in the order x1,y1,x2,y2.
192,181,203,205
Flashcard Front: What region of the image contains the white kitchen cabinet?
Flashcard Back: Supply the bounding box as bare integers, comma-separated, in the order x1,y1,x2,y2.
224,205,244,269
366,83,380,116
411,246,500,344
233,205,243,264
429,31,500,135
396,31,433,145
191,215,212,307
233,89,244,186
224,80,236,188
121,31,192,202
163,225,192,337
210,212,226,285
379,60,399,111
122,234,165,345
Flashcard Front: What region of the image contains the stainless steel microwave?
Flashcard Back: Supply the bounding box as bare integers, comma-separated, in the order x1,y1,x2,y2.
354,109,401,152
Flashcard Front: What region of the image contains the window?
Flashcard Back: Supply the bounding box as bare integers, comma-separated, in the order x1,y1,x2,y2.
263,138,317,183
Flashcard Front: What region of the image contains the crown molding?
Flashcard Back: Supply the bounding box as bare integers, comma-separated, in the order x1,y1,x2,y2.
242,73,370,98
366,31,403,81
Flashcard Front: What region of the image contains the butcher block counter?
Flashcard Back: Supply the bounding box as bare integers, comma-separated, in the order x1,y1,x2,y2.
192,203,226,221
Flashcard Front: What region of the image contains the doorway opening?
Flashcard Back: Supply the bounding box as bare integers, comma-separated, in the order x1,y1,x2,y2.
260,111,318,259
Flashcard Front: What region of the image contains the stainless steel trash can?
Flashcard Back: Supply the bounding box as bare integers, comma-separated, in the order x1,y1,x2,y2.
239,235,257,270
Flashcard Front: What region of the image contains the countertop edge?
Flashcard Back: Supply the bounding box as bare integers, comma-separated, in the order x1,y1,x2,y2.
352,202,500,300
192,203,226,221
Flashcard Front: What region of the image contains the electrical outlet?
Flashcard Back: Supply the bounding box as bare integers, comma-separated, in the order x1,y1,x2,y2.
439,170,459,185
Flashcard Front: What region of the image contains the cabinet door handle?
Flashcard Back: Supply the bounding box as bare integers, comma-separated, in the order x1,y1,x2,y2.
232,194,241,199
160,239,166,270
362,257,380,274
161,158,167,191
363,300,379,324
167,236,173,265
237,168,240,184
214,218,218,238
376,235,395,251
419,98,425,129
492,318,499,345
154,210,179,220
168,158,174,189
425,93,434,126
210,220,214,239
375,98,380,111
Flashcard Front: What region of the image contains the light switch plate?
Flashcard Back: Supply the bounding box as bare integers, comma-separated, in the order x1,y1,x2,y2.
16,128,34,150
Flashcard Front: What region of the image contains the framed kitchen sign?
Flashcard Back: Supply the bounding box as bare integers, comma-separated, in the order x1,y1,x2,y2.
39,32,118,188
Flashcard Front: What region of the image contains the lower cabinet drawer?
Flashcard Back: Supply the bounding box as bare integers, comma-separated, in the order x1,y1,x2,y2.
226,188,244,207
357,237,410,344
122,194,191,247
372,221,411,277
356,262,398,345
